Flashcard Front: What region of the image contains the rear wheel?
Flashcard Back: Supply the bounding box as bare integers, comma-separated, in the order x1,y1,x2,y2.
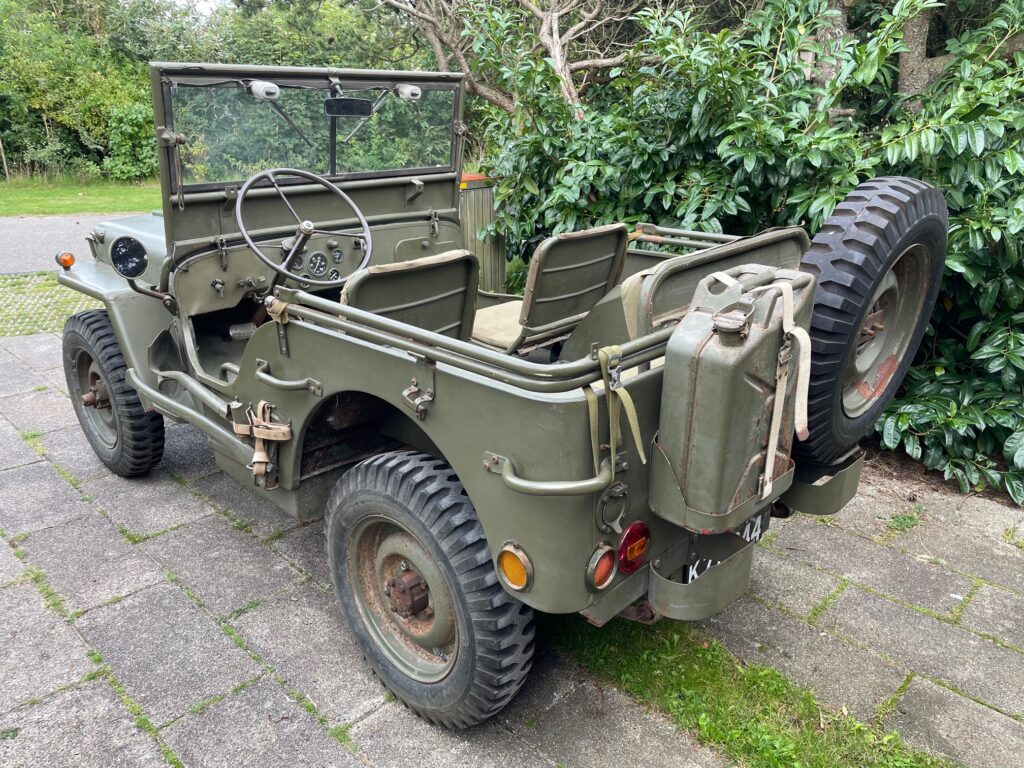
63,310,164,476
325,450,535,728
797,177,947,465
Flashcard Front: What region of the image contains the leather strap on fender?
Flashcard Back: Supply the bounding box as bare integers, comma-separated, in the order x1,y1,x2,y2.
232,400,292,477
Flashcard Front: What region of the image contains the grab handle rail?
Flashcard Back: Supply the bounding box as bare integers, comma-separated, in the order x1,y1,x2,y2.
254,359,322,397
483,452,613,496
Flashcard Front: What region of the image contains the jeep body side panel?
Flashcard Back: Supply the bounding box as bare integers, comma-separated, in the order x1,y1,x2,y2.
222,315,687,616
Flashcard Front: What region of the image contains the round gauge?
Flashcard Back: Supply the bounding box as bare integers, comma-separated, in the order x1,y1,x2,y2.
288,254,304,271
307,251,329,277
328,268,341,281
109,237,148,279
331,249,344,264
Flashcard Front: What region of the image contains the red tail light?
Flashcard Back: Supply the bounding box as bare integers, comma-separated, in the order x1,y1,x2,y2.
617,521,650,575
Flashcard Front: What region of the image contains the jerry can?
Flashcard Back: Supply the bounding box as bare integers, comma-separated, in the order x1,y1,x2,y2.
649,264,815,533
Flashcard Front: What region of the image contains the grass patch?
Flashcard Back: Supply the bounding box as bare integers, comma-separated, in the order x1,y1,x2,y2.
19,431,45,456
262,527,285,544
328,723,356,752
108,672,184,768
226,598,263,620
888,505,924,532
0,272,100,336
0,177,161,216
553,615,951,768
27,567,67,618
1001,527,1024,551
229,517,253,534
53,463,80,489
950,582,982,624
117,523,182,545
807,580,849,623
0,727,18,740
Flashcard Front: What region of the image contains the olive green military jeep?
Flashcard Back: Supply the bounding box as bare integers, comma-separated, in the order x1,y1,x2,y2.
58,62,948,728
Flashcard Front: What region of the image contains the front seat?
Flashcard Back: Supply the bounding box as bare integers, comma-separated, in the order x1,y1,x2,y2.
471,223,629,354
340,250,479,340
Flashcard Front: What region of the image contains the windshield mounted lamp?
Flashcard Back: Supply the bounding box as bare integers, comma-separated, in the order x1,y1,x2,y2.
396,83,422,101
249,80,280,101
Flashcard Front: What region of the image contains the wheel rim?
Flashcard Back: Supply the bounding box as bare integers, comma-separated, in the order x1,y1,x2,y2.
348,515,458,683
70,347,118,450
841,243,929,418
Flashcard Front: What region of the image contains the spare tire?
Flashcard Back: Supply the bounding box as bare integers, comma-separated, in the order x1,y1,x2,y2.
796,177,948,466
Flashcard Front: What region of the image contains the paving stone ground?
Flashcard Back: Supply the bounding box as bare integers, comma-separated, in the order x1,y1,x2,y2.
1,331,1023,768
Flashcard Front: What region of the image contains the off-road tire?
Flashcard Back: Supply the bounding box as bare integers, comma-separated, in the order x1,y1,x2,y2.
63,310,164,476
325,450,535,728
797,177,947,466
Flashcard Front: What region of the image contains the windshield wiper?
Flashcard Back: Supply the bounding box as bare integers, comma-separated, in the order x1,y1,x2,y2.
341,90,392,145
267,101,315,150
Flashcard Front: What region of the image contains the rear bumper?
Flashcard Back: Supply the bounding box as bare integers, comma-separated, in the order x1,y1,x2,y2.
580,451,864,625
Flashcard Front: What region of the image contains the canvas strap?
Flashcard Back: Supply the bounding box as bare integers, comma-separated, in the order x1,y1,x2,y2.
750,280,811,498
266,299,290,324
582,345,648,482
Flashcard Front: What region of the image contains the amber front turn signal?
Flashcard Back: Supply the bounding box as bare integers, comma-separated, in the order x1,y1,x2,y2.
56,252,75,270
498,542,533,591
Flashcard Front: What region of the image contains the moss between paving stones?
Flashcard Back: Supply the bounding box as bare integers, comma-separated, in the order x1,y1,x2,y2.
552,614,955,768
0,272,100,336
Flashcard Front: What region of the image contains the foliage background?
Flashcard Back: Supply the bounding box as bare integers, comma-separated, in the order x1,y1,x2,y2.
1,0,1022,502
465,0,1024,503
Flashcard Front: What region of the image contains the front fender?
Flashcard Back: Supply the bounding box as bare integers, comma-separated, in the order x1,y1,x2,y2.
57,262,171,390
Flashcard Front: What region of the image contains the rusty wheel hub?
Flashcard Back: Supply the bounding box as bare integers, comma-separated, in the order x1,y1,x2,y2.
385,568,430,619
82,377,110,409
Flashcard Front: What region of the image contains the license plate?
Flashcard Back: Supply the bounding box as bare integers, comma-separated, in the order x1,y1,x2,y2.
679,513,765,584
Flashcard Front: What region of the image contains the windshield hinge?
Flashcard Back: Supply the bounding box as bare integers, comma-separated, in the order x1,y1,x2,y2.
429,210,440,238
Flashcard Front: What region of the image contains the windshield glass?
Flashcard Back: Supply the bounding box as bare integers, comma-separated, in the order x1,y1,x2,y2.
169,80,457,186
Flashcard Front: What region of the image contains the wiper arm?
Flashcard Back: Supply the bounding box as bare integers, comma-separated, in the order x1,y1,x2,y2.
341,90,392,145
267,101,315,150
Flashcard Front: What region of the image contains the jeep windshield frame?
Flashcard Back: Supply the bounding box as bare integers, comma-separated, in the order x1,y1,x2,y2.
152,63,464,196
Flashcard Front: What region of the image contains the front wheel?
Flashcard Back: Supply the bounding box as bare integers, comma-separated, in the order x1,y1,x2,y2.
325,451,535,728
63,310,164,476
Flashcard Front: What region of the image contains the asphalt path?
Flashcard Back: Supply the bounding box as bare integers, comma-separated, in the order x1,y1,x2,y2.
0,214,122,274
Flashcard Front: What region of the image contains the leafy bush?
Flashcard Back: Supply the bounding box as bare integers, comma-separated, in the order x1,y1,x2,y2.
102,104,159,181
471,0,1024,502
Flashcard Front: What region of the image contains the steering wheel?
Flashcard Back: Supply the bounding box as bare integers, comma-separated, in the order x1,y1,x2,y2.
235,168,373,289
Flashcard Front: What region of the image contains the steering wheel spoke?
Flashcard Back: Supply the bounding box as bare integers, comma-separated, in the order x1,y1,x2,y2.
235,168,373,289
266,172,304,225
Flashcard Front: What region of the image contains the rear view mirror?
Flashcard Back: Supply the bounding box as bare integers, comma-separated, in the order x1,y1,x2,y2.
324,97,374,118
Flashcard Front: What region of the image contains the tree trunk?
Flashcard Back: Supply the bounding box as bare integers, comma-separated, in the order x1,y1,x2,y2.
898,9,952,97
0,135,9,181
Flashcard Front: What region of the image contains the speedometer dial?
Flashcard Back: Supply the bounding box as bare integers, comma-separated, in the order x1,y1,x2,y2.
307,251,328,277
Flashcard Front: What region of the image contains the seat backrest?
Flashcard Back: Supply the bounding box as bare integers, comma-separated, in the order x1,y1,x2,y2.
619,226,809,339
339,250,479,340
519,223,628,339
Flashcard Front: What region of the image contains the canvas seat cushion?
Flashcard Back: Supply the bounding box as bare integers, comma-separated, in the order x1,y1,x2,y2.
471,299,524,348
